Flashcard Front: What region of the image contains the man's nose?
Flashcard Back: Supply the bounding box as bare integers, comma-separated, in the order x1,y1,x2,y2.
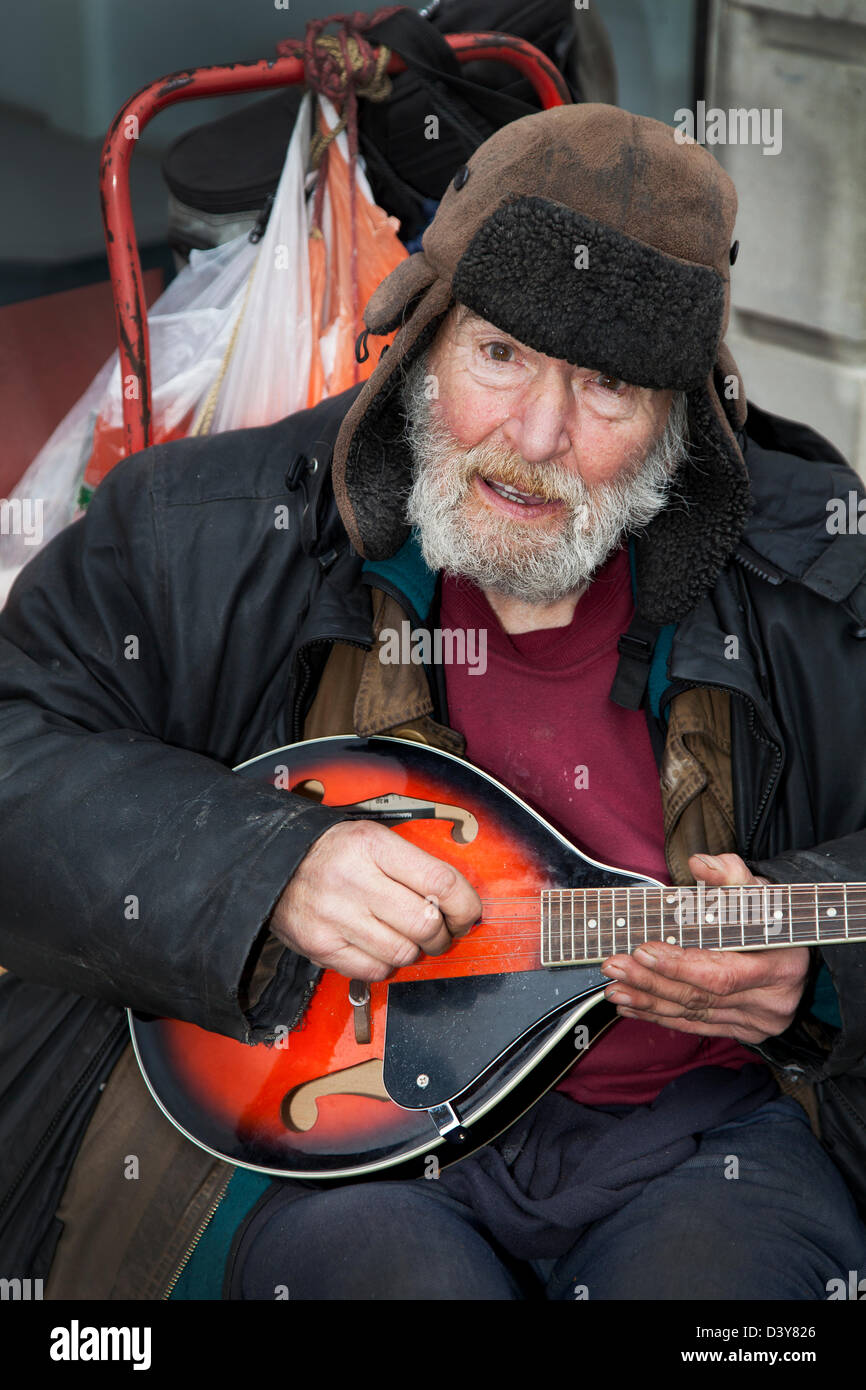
498,370,574,463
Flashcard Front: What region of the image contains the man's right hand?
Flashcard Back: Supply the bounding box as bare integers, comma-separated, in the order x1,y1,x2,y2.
269,821,482,982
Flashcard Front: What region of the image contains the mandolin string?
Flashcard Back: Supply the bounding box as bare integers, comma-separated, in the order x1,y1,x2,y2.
425,887,866,958
467,904,866,925
475,895,866,917
475,889,866,906
420,902,866,945
431,925,866,948
402,929,866,974
400,928,866,971
474,888,866,911
473,885,866,906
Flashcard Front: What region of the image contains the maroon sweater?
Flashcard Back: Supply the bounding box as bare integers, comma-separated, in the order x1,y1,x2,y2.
439,544,756,1104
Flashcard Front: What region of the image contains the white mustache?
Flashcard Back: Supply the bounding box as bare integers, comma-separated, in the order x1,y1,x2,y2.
432,414,650,512
452,450,592,510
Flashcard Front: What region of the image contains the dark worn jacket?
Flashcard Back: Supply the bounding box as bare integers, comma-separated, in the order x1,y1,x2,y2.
1,384,866,1289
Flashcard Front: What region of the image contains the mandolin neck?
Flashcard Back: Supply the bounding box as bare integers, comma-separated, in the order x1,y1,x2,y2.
540,882,866,966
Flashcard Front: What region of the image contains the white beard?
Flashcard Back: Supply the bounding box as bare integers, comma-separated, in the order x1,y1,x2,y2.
402,356,689,605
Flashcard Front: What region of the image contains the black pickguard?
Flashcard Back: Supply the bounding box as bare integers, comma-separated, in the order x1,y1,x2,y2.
384,966,609,1109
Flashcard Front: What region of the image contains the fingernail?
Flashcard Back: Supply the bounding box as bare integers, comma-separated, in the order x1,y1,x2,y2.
606,988,630,1005
633,947,657,966
453,919,479,938
602,963,625,978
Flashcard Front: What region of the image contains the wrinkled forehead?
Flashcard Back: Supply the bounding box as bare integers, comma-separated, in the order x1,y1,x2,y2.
428,303,664,398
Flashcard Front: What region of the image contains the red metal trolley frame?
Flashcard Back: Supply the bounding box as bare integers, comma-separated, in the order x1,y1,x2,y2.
99,31,569,458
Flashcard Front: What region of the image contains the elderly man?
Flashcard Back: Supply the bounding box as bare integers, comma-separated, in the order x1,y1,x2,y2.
1,104,866,1301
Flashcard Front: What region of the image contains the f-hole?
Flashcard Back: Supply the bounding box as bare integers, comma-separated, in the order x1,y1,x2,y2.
291,779,325,803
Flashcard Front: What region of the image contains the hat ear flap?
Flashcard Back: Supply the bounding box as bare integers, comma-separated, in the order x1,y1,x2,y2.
334,278,454,559
364,253,439,335
632,378,752,624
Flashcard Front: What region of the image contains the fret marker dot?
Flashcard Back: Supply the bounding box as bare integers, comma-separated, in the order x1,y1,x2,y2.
666,935,677,945
665,894,676,903
705,913,715,923
588,918,597,929
773,910,782,920
826,907,837,917
616,917,626,927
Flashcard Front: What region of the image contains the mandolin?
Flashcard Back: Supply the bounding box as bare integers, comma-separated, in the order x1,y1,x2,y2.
130,735,865,1180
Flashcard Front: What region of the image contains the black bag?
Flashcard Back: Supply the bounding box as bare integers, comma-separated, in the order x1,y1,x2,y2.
161,1,617,257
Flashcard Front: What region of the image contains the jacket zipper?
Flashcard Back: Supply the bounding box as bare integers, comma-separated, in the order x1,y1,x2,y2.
734,545,787,586
291,639,328,741
285,974,321,1033
0,1014,127,1222
161,1169,234,1300
741,698,785,856
290,637,370,741
659,678,784,859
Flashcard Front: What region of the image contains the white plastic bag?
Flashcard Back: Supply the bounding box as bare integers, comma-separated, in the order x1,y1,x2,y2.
206,93,314,434
211,93,405,424
0,233,258,606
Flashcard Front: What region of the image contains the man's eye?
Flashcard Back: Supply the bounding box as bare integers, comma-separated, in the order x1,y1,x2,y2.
594,373,626,392
481,341,516,364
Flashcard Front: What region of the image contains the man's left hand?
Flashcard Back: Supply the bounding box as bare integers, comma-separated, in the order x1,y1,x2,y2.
600,852,810,1044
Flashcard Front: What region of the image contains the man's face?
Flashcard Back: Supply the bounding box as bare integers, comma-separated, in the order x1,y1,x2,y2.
404,307,687,604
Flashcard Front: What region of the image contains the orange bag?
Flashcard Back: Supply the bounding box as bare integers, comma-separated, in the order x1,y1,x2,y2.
306,99,405,406
83,411,194,497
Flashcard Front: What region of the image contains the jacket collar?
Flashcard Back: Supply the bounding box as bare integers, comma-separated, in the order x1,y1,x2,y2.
736,410,866,613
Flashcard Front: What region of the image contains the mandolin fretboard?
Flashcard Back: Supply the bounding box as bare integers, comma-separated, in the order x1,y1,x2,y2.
540,883,866,965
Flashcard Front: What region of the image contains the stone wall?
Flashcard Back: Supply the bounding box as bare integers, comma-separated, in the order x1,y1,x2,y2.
705,0,866,476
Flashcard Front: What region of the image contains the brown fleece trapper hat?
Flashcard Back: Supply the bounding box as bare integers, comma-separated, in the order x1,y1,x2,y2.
332,102,749,624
